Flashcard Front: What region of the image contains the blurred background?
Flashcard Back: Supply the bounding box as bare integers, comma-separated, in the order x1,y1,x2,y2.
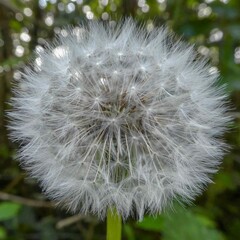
0,0,240,239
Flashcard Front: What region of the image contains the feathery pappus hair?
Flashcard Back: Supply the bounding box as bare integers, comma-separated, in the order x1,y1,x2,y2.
8,19,231,220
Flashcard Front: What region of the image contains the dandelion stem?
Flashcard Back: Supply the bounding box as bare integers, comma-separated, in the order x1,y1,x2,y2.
107,207,122,240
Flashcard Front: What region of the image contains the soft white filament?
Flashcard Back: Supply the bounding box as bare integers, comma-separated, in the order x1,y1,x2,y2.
9,20,230,220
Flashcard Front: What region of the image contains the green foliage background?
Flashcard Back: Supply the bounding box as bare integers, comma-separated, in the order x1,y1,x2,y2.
0,0,240,239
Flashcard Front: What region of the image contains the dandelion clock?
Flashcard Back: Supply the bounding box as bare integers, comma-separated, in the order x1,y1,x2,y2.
9,20,231,239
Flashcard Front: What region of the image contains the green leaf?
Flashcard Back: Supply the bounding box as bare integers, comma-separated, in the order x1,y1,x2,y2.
162,206,225,240
136,205,225,240
195,214,216,228
136,215,164,232
124,224,136,240
0,202,21,221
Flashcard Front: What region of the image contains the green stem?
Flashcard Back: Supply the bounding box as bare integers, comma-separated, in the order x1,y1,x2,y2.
107,207,122,240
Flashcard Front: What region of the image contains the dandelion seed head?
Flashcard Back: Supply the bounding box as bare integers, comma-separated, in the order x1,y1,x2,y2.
9,20,231,220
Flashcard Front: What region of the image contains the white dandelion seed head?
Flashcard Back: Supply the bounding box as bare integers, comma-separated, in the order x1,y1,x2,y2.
9,19,231,220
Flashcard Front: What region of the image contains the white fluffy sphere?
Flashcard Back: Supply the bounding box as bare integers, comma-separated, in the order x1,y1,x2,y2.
9,20,230,220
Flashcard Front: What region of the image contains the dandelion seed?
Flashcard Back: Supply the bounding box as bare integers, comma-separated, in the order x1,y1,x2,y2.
8,20,231,220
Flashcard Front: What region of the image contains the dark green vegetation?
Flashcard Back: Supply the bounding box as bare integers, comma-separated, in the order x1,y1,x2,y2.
0,0,240,239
